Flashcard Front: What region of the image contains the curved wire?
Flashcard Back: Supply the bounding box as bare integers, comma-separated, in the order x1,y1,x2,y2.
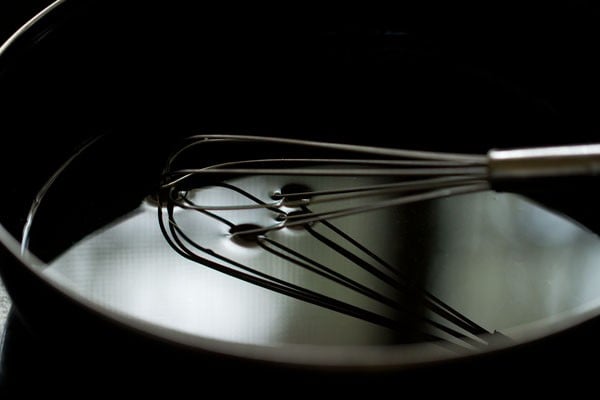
157,134,493,347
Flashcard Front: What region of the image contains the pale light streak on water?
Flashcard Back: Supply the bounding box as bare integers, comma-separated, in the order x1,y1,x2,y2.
38,174,600,347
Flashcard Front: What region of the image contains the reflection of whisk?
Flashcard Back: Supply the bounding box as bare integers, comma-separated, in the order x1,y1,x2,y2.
158,135,600,349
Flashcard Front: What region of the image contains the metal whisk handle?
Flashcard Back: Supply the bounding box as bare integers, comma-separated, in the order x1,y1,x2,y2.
488,144,600,180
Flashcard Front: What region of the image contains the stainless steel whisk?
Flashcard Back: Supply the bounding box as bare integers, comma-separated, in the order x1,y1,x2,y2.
161,135,600,236
158,135,600,349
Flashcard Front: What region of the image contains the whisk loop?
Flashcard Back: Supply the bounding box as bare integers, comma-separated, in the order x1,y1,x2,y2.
158,135,600,349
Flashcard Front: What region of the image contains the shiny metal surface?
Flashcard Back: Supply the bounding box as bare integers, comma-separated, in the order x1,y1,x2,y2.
489,143,600,179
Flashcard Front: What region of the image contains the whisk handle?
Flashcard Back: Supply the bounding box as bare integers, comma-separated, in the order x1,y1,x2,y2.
488,144,600,234
488,144,600,180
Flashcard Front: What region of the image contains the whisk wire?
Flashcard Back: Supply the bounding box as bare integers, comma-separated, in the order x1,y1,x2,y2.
160,194,487,349
170,176,488,212
159,203,479,349
303,215,489,336
177,134,489,163
158,134,496,347
229,183,489,237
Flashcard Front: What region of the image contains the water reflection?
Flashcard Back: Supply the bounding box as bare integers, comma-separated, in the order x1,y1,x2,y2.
42,183,600,347
429,192,600,331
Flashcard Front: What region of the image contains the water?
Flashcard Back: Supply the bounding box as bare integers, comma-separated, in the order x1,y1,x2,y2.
40,174,413,346
22,140,600,349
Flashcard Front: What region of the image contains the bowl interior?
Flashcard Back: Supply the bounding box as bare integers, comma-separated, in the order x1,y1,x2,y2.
1,1,600,367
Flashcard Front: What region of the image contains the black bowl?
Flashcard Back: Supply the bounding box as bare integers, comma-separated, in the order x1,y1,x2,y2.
1,0,600,392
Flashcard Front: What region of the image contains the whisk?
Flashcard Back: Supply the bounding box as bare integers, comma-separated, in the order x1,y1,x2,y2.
158,134,600,349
